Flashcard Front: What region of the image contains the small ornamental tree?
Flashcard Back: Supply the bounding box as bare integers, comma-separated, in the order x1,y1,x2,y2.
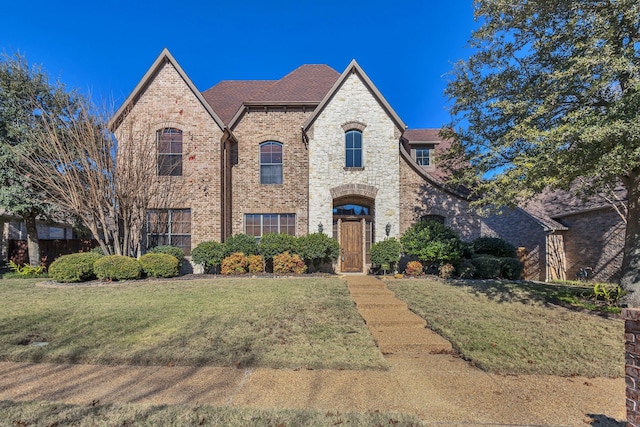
296,233,340,272
400,220,465,264
369,238,401,271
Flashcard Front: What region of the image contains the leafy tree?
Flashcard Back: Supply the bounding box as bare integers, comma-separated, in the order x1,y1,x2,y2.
443,1,640,305
0,53,76,265
369,238,401,270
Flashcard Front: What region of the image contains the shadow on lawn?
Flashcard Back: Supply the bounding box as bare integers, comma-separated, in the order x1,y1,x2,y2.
587,413,626,426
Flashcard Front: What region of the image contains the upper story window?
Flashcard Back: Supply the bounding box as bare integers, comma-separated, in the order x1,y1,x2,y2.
415,148,431,166
345,130,362,168
157,128,183,176
260,141,283,184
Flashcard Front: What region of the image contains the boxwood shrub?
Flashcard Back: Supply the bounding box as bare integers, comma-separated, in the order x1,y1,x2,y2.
147,245,185,266
139,253,179,278
49,252,103,283
224,233,259,257
500,257,524,280
471,255,502,279
94,255,142,281
191,241,226,273
259,233,298,262
472,237,517,258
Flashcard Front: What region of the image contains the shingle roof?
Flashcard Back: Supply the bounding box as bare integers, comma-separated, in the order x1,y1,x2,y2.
201,64,340,126
403,129,442,143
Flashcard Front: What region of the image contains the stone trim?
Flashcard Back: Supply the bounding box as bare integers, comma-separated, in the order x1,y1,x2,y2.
330,183,378,200
625,308,640,426
341,121,367,132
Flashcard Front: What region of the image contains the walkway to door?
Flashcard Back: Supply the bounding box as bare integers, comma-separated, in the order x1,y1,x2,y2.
0,275,625,425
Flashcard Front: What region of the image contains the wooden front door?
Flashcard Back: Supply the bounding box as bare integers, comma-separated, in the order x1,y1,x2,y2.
341,220,363,272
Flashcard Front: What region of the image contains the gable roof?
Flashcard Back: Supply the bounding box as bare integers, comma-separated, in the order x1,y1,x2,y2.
303,59,407,132
403,129,442,144
109,48,225,131
202,80,275,126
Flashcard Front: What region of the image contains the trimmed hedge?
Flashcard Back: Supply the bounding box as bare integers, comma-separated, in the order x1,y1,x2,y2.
296,233,340,272
401,220,465,264
94,255,142,281
370,238,401,269
259,233,298,261
140,253,179,278
500,257,524,280
472,237,517,258
49,252,103,283
147,245,185,266
224,234,259,257
191,241,226,273
273,252,307,274
471,255,502,279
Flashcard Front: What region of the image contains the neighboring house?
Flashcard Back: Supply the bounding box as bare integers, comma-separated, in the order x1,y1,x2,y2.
110,48,625,282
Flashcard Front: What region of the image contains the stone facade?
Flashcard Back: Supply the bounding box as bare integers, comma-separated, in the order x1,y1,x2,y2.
308,72,400,243
625,308,640,426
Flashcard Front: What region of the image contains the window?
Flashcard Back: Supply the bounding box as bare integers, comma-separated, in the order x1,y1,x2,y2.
415,148,431,166
245,214,295,239
345,130,362,168
260,141,283,184
146,209,191,255
157,128,183,176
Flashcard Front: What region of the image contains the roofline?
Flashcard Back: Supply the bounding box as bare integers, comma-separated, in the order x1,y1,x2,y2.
302,59,406,132
108,48,225,131
550,202,626,219
517,208,569,232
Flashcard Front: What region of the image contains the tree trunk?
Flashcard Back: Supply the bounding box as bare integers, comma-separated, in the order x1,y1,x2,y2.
24,214,40,267
621,170,640,307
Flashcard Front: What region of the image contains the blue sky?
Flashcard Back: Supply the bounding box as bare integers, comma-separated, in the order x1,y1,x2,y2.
1,0,478,129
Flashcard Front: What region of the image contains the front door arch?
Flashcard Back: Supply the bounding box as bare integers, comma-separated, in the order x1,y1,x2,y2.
333,199,373,273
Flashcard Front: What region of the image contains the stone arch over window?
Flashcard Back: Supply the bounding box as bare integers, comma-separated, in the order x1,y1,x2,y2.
259,141,283,184
341,121,367,132
157,128,183,176
330,183,378,200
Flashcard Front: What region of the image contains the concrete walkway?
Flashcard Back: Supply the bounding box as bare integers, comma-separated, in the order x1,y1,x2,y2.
0,275,626,426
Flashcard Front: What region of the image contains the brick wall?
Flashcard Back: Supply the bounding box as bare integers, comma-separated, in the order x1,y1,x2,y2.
559,208,624,283
115,59,225,250
230,107,311,236
625,308,640,426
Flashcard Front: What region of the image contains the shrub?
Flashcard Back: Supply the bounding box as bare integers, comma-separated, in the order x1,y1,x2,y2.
224,233,259,257
8,260,47,278
191,241,226,273
439,263,455,279
370,238,401,270
94,255,142,281
404,260,423,276
500,257,524,280
471,255,502,279
139,253,179,278
472,237,517,258
247,254,265,273
455,259,476,279
147,245,185,266
259,233,298,261
49,252,103,283
273,252,307,274
221,252,249,275
296,233,340,271
400,220,465,264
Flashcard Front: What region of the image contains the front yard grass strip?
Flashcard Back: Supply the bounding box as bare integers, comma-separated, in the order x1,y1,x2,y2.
386,278,624,377
0,277,387,370
0,400,425,427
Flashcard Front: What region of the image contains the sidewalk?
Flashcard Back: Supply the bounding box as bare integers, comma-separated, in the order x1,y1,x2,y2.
0,276,626,426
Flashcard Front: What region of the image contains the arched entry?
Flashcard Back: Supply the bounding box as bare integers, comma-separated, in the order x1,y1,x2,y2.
333,196,374,272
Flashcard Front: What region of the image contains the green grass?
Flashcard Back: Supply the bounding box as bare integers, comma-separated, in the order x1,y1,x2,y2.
0,277,387,370
386,278,624,377
0,400,424,427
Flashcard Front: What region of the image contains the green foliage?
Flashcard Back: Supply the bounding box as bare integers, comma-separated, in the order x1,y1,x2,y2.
296,233,340,271
247,255,265,273
500,257,524,280
147,246,185,266
191,241,226,273
404,260,423,277
472,237,517,258
223,234,259,257
48,252,103,283
400,220,464,264
471,256,502,279
139,253,179,278
455,259,476,279
221,252,249,275
259,233,298,261
593,283,626,307
93,255,141,281
439,263,455,279
273,252,307,275
370,238,401,268
8,260,46,277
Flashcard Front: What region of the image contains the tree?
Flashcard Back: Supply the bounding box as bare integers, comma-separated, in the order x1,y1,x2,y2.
17,91,183,258
0,53,75,266
443,0,640,305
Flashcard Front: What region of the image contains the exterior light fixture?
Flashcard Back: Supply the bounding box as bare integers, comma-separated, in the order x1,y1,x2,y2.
318,222,323,233
385,223,391,237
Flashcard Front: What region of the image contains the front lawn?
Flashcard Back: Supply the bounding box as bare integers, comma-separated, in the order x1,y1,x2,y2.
386,278,624,377
0,277,387,370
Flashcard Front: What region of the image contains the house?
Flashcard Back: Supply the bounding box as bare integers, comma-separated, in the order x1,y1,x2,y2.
110,48,625,282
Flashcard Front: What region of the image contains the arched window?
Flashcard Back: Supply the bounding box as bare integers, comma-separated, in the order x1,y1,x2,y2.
260,141,283,184
157,128,182,176
345,130,362,168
